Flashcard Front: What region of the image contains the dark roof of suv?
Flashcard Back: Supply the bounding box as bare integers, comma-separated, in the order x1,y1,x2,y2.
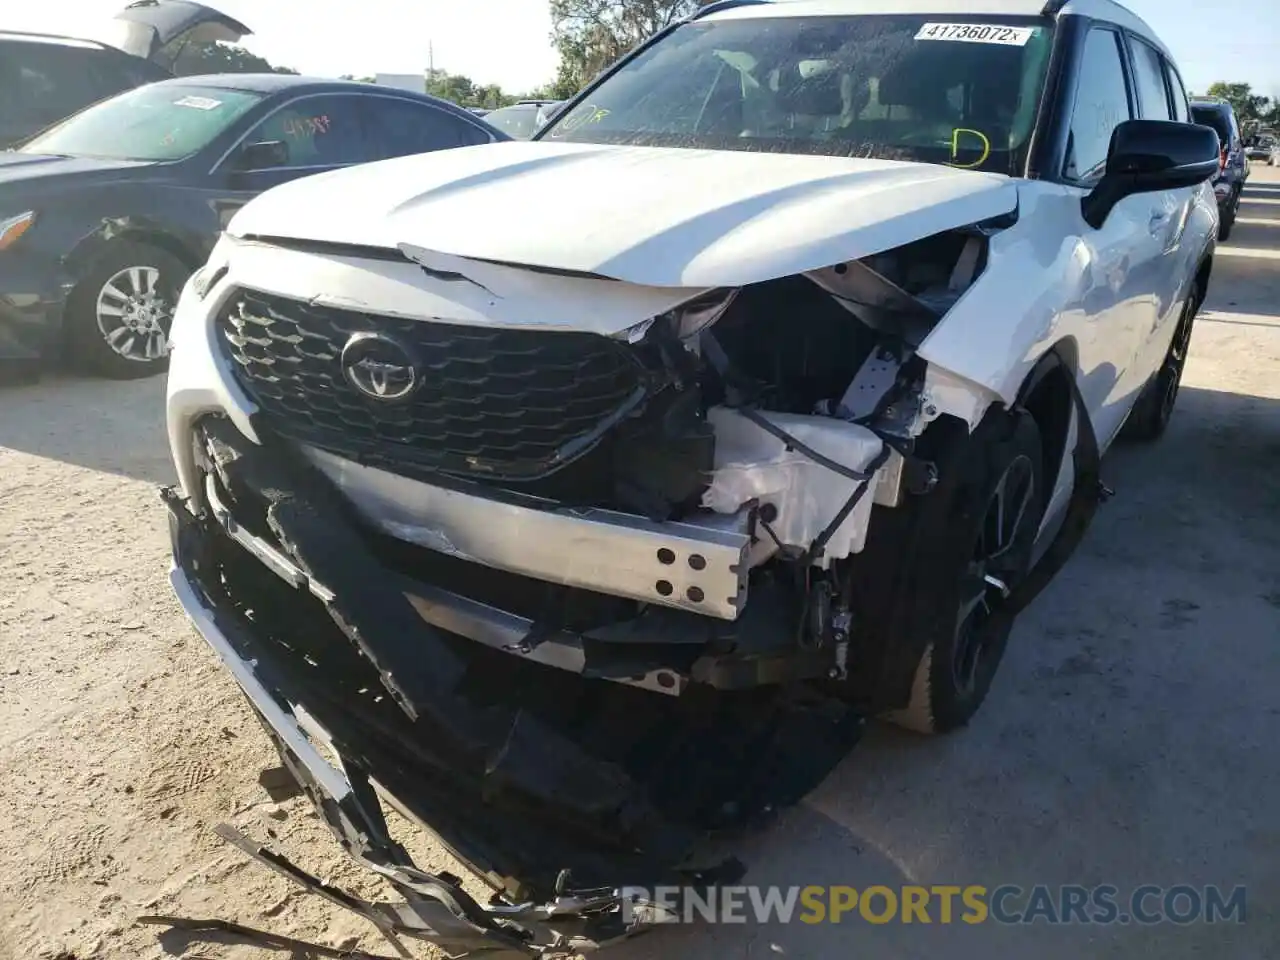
0,30,115,49
1190,98,1234,113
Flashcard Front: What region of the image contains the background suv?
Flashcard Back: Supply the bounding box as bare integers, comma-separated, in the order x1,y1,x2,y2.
1191,96,1248,239
0,2,248,147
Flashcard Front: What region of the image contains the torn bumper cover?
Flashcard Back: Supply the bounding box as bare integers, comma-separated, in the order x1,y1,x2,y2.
163,420,863,955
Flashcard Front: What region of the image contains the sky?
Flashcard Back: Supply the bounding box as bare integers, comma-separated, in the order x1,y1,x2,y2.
5,0,1278,97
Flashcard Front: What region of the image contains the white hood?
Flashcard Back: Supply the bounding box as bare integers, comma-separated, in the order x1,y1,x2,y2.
228,141,1018,288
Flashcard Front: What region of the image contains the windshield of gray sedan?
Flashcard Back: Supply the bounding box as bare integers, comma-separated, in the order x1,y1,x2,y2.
20,84,264,161
542,14,1054,175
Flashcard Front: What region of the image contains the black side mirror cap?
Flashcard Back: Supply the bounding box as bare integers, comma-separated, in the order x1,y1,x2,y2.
234,140,290,172
1082,119,1221,229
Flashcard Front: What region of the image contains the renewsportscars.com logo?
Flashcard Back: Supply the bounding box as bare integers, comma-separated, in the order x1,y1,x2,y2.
620,884,1247,926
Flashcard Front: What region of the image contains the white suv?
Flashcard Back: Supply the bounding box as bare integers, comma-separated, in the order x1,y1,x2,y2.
162,0,1219,953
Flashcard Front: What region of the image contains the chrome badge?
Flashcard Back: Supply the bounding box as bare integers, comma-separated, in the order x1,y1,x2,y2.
340,332,420,401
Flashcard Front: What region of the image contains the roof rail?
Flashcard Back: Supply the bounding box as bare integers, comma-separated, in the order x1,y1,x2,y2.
690,0,772,21
0,28,108,48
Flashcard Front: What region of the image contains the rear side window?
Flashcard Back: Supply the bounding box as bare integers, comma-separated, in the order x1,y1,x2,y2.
1129,39,1172,120
244,95,366,167
1065,28,1132,181
1164,62,1190,122
360,97,492,159
1191,106,1231,146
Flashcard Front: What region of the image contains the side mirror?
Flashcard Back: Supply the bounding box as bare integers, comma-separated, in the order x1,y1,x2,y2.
1082,119,1221,228
234,139,289,172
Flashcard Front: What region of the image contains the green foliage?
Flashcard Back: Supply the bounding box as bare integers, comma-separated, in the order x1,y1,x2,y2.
548,0,704,98
1203,82,1273,132
164,43,539,112
425,70,519,109
166,40,297,77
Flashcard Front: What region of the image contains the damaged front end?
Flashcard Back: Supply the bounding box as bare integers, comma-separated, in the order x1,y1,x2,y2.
162,220,1010,953
163,422,864,955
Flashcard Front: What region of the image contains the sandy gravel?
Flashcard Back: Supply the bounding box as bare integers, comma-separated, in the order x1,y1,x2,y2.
2,166,1278,960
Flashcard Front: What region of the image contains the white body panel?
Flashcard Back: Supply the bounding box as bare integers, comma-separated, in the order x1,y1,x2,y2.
171,144,1214,568
225,141,1018,287
918,178,1216,440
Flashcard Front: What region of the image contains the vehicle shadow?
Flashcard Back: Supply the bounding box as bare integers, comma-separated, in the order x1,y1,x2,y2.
0,370,173,484
611,383,1280,960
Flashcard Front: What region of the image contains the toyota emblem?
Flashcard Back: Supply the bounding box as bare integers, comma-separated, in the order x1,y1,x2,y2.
340,332,421,402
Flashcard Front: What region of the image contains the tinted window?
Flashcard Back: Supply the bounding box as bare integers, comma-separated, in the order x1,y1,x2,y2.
21,82,264,161
244,96,365,167
1164,62,1190,122
542,15,1056,174
1191,105,1231,145
0,43,140,134
1065,28,1131,181
361,97,489,159
1130,39,1172,120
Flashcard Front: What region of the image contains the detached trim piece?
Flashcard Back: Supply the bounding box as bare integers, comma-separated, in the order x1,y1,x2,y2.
165,524,621,957
168,564,354,805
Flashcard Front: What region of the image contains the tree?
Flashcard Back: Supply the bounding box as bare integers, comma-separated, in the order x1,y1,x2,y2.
1204,82,1270,129
548,0,704,98
166,40,297,77
425,70,519,109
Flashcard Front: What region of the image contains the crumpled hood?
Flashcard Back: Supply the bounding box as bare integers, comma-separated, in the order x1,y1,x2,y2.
227,140,1018,287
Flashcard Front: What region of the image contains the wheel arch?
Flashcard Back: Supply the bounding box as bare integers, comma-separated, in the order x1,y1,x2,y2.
64,220,205,287
1015,338,1079,502
1192,253,1213,306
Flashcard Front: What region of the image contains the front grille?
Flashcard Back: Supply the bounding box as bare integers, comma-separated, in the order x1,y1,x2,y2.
216,289,649,480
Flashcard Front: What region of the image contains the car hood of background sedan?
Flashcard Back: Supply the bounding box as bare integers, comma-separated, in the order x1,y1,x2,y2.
0,152,153,188
226,140,1020,288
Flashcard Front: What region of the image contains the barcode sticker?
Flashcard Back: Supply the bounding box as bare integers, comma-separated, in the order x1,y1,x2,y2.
915,23,1036,45
173,95,223,110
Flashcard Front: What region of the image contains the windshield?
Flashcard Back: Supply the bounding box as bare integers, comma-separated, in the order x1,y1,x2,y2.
542,14,1054,175
20,83,264,161
484,105,540,139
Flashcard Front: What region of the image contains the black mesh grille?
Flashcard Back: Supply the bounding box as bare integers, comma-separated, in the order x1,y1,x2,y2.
216,289,649,479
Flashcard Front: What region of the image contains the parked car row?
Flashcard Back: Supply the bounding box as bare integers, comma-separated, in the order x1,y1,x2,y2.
0,73,506,378
480,98,565,139
153,0,1226,956
0,1,570,380
1189,96,1248,240
0,1,250,148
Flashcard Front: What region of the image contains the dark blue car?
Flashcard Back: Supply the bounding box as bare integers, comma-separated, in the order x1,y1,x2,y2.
0,74,505,379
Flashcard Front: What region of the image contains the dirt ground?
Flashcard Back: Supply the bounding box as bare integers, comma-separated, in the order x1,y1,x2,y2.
2,166,1278,960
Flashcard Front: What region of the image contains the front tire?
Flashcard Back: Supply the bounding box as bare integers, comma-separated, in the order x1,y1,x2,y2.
886,411,1045,734
1122,293,1197,443
66,242,189,380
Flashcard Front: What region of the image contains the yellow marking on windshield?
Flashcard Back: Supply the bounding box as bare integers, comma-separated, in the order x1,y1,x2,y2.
948,128,991,169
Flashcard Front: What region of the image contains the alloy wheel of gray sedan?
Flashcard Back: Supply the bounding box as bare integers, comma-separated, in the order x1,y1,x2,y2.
95,265,173,363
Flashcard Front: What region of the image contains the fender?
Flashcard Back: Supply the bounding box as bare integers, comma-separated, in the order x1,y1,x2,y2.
63,213,208,281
